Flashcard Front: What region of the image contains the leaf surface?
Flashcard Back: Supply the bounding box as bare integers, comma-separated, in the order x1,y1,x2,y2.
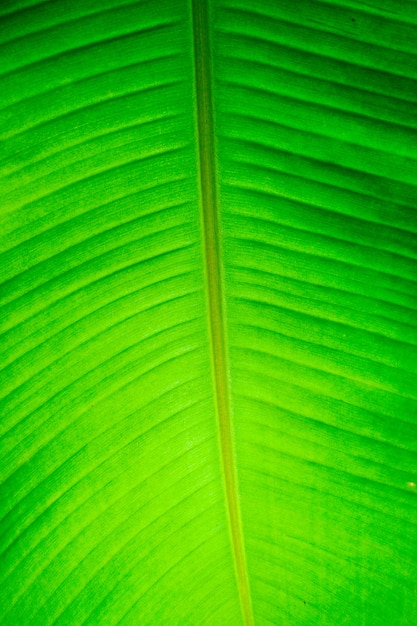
1,1,417,624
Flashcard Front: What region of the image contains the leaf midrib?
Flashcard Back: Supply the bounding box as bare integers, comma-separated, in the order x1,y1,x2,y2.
191,1,253,624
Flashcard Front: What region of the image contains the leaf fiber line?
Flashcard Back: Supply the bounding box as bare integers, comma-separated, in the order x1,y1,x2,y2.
191,1,253,624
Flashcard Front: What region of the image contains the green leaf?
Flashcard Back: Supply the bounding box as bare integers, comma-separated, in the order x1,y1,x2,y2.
1,1,416,624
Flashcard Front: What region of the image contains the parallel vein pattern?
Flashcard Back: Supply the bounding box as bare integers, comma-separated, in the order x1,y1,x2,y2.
1,1,417,625
213,1,417,624
0,2,241,624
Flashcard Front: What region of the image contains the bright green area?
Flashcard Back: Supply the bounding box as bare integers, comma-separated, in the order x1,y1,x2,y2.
1,1,417,624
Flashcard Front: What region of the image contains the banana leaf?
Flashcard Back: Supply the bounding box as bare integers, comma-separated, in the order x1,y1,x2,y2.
1,0,416,624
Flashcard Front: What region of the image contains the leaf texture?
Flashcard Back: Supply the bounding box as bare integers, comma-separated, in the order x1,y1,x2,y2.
1,1,416,624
